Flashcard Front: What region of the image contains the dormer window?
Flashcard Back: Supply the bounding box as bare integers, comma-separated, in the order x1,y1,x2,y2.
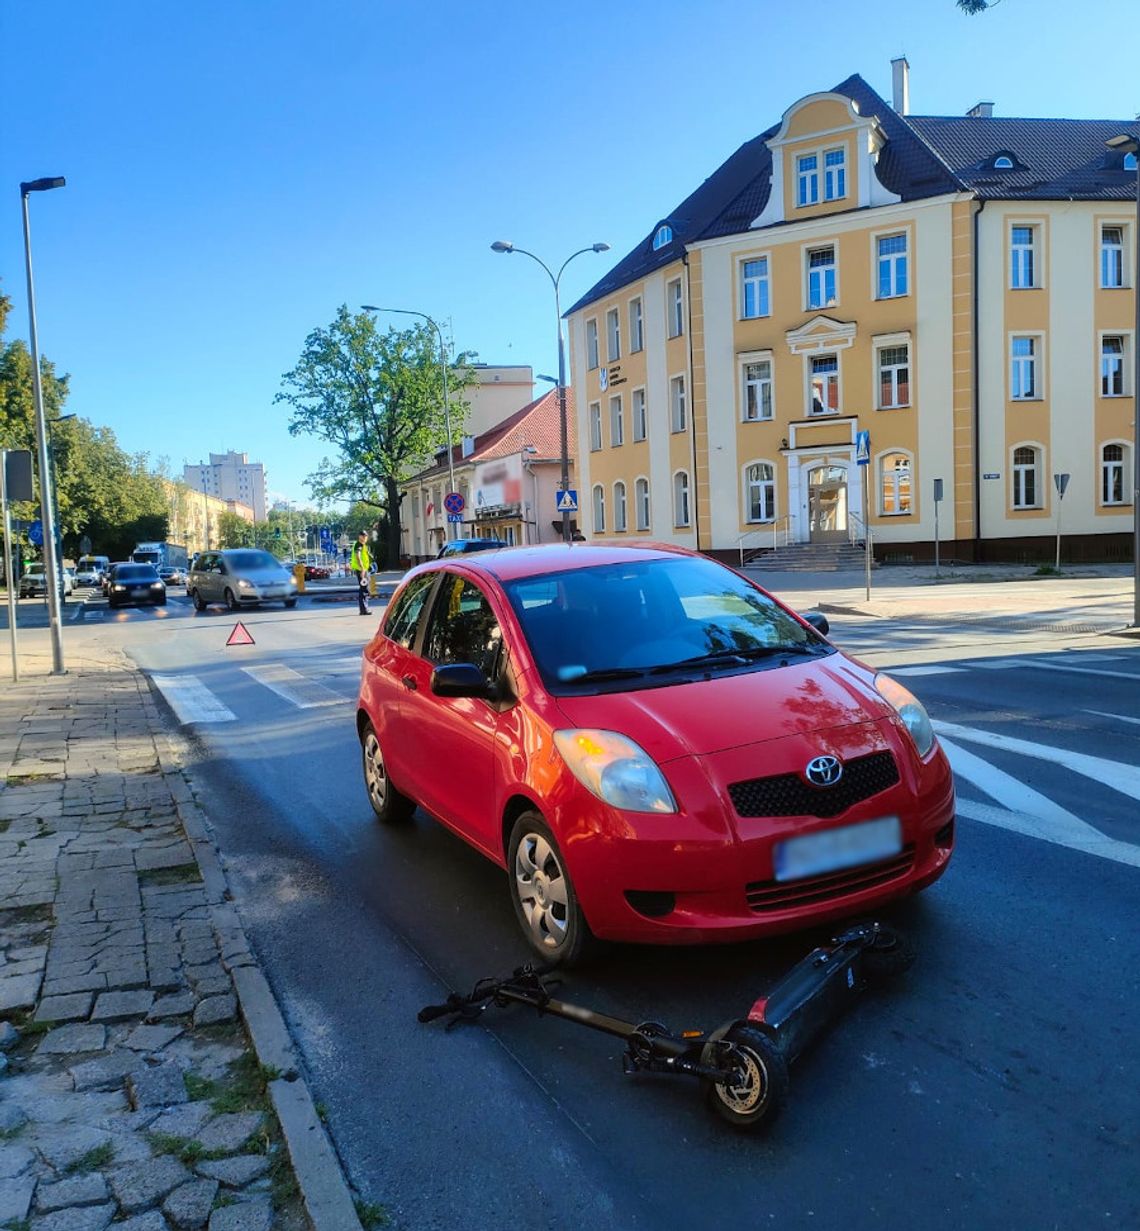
993,154,1015,170
1126,152,1138,172
652,224,673,250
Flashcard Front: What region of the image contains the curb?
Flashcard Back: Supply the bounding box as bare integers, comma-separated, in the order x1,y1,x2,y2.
153,725,364,1231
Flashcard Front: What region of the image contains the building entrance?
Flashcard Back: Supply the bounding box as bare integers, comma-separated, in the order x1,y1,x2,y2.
807,465,849,543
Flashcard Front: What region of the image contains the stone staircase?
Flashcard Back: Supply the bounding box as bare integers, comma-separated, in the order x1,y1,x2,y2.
746,541,871,571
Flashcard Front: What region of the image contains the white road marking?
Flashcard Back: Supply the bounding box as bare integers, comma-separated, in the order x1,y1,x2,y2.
150,674,236,724
241,663,346,708
1084,709,1140,728
967,657,1140,681
326,656,364,673
887,665,961,676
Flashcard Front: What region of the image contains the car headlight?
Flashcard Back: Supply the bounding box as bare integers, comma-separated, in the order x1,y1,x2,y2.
875,673,936,758
553,729,677,814
150,582,164,589
237,579,254,589
112,584,126,592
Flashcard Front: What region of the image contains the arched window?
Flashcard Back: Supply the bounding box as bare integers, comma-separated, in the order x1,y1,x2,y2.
1102,443,1128,505
635,477,650,531
744,462,776,523
652,224,674,250
994,155,1014,170
1012,445,1040,509
592,484,605,533
879,452,913,515
613,481,628,532
672,471,691,528
1126,152,1138,173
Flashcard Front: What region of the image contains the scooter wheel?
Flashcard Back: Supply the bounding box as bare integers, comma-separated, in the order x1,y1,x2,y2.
861,924,917,983
702,1025,789,1131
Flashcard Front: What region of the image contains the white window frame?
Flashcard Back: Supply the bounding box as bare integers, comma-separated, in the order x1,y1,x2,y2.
652,224,673,250
1101,442,1129,506
1101,224,1126,289
592,484,606,532
1009,223,1040,290
739,254,771,319
613,481,628,532
740,351,774,422
1009,333,1044,401
1100,333,1129,397
878,451,914,516
796,153,819,207
806,244,837,310
743,461,777,524
629,296,644,352
672,470,691,528
1011,444,1043,510
667,278,684,338
606,307,621,362
635,476,651,531
669,374,687,433
609,394,624,447
875,231,909,299
823,147,847,201
807,352,841,416
874,334,912,410
586,318,599,370
588,401,602,452
631,387,647,442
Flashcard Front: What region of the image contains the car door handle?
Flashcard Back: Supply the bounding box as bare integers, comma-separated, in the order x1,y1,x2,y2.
401,675,417,691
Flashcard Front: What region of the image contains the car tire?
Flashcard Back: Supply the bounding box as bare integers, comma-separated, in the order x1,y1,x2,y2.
284,598,297,609
191,589,207,612
702,1025,789,1131
361,720,415,823
224,587,240,611
507,812,596,967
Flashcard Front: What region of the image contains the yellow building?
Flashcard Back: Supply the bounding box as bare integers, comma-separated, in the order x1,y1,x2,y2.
566,61,1136,564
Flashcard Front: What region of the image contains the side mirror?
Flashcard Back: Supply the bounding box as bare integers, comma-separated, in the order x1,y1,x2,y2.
803,611,830,637
431,662,493,698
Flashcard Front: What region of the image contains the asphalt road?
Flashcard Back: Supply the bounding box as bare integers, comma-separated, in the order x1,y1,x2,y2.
64,585,1140,1230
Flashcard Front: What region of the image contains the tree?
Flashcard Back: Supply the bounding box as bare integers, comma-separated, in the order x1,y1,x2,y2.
957,0,1001,12
276,306,475,566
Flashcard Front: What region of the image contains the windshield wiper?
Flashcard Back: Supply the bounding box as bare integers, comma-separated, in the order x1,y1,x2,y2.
650,643,826,673
563,666,649,684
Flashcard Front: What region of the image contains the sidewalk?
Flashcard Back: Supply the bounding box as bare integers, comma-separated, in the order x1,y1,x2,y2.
0,650,362,1231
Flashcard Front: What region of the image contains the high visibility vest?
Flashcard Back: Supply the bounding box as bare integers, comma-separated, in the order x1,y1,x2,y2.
351,543,371,572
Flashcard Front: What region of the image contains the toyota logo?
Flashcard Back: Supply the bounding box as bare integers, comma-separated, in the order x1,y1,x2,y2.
805,755,843,787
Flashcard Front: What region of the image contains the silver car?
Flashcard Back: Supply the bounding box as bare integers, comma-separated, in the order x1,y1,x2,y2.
188,549,298,611
19,565,73,599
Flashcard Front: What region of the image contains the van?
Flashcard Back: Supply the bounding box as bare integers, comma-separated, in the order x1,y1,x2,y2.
76,555,111,586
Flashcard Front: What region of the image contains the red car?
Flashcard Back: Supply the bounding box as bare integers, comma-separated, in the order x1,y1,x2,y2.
304,564,331,580
357,544,954,964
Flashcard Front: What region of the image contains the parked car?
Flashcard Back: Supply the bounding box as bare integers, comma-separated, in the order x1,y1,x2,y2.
303,563,331,580
436,538,509,558
188,549,298,611
158,566,186,586
106,562,166,608
19,564,74,599
357,543,955,965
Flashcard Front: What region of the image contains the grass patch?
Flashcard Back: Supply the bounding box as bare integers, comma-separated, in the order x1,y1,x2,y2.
5,772,60,784
267,1132,300,1212
2,1218,32,1231
1034,564,1061,576
0,904,52,927
355,1199,390,1229
64,1142,115,1174
183,1052,278,1115
138,864,203,887
146,1131,233,1165
0,819,9,834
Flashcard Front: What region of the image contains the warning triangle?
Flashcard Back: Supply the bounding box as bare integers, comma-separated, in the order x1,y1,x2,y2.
226,621,255,647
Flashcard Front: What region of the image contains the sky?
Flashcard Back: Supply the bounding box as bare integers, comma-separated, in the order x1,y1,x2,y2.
2,0,1137,507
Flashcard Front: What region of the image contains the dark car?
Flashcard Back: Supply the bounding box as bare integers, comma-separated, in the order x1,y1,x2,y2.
107,563,166,608
436,538,509,558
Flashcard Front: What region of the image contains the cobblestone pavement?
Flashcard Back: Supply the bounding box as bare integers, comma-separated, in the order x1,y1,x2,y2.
0,665,314,1231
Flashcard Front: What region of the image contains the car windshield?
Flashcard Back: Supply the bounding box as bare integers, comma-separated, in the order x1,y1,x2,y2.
226,551,279,571
502,555,832,694
114,565,159,581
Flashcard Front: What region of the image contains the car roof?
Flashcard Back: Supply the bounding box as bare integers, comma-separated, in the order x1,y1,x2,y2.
412,541,702,583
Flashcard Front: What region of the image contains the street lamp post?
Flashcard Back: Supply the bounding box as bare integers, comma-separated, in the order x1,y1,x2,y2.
1106,134,1140,627
20,176,66,673
490,240,609,543
360,306,457,541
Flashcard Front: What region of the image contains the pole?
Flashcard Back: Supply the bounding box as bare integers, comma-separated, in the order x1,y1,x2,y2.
1,452,19,682
21,191,65,674
555,285,571,543
934,497,940,573
863,470,871,603
1055,496,1063,570
1133,154,1140,625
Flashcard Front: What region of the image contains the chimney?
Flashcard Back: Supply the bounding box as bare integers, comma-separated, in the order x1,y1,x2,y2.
967,101,994,118
891,57,910,116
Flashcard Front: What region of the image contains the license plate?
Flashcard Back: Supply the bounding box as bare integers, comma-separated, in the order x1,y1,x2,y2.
130,587,148,596
774,816,902,882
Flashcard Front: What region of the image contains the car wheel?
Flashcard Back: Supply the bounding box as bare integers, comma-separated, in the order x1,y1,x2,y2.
361,721,415,822
859,924,917,984
191,588,207,612
224,587,240,611
702,1025,789,1131
507,812,595,966
284,598,297,609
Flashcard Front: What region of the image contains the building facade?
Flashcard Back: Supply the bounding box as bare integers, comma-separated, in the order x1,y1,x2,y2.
566,62,1136,563
183,451,268,523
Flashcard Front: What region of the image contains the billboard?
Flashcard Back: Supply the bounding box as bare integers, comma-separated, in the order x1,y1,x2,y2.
473,454,523,511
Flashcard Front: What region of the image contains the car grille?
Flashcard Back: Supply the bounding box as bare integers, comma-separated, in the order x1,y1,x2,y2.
728,751,900,819
745,847,915,913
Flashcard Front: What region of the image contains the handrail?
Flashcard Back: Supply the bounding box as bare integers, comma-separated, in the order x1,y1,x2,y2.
737,515,793,567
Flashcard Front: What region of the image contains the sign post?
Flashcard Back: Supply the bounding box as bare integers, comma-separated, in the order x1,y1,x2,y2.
1053,472,1071,569
855,431,871,601
1,451,33,682
932,478,944,573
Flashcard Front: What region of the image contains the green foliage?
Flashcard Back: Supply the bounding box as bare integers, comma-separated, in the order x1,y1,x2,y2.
957,0,999,12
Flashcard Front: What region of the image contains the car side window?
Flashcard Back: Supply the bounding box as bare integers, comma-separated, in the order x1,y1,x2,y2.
383,574,436,650
424,575,502,677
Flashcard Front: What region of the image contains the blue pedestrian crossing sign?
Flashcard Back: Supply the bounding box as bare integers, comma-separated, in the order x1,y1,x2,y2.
855,430,871,465
556,489,579,513
28,519,43,546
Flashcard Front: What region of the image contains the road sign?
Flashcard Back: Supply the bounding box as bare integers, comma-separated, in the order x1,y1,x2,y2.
444,491,465,515
4,451,33,502
447,513,463,523
28,519,43,547
556,489,579,513
855,431,870,466
1054,472,1071,499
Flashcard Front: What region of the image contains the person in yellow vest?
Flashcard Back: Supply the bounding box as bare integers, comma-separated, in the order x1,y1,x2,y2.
350,532,373,616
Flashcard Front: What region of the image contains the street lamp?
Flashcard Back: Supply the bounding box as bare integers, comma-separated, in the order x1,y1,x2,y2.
20,175,66,673
360,305,458,541
490,240,610,542
1106,133,1140,627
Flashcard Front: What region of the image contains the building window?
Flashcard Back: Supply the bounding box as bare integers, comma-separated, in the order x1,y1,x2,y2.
1102,444,1128,505
613,481,628,532
807,246,836,309
635,477,650,530
652,224,673,250
672,471,691,528
1102,226,1125,288
994,155,1014,170
670,375,687,432
878,344,910,408
667,279,684,338
632,388,647,441
877,233,908,298
629,297,644,352
1011,337,1039,400
745,463,776,523
1010,225,1037,289
1127,153,1139,173
880,453,913,515
609,395,624,447
606,308,621,362
589,402,602,451
810,355,840,415
797,154,819,206
1012,446,1041,509
741,257,770,319
743,360,773,421
1102,336,1127,396
824,148,846,200
592,484,606,532
586,319,599,370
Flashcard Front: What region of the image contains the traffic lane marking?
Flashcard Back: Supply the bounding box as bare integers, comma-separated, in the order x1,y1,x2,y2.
150,673,237,723
1084,709,1140,728
967,656,1140,681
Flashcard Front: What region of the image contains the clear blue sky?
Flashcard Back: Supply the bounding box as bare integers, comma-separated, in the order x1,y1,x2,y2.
2,0,1134,506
